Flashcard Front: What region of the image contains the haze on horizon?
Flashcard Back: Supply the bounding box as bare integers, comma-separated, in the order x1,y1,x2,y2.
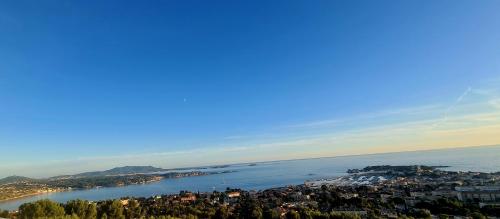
1,0,500,178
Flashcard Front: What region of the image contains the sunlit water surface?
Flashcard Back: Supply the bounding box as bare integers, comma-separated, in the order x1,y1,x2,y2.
1,146,499,210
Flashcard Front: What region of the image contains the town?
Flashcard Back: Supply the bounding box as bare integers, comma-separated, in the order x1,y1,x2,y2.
0,167,219,202
2,165,499,219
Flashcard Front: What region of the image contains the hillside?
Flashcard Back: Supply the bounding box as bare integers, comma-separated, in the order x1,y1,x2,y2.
1,166,167,182
0,166,225,202
51,166,166,179
0,176,35,185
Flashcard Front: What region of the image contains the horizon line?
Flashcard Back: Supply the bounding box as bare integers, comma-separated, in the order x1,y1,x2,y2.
8,144,498,179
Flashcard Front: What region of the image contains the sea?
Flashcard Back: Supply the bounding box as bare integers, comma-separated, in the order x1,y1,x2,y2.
1,145,499,210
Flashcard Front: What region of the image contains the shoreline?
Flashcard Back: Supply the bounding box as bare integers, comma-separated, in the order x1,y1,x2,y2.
0,165,468,204
0,189,65,203
3,165,498,218
1,147,498,211
0,171,242,210
0,173,191,204
0,179,165,203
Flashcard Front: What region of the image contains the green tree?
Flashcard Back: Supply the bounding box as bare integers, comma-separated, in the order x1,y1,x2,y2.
299,209,313,219
411,209,431,219
285,210,300,219
39,199,66,217
438,214,450,219
66,199,86,217
309,210,329,219
124,199,142,219
108,200,124,219
470,212,486,219
98,200,124,219
0,209,10,218
19,202,44,219
185,214,198,219
19,199,65,219
85,203,97,219
213,206,229,219
330,212,362,219
65,199,97,219
238,195,262,219
262,207,280,219
250,206,263,219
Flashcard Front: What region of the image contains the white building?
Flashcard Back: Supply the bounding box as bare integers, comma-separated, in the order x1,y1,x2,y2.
456,186,500,205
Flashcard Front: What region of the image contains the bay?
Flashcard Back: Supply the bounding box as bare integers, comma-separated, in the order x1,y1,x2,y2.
1,145,499,210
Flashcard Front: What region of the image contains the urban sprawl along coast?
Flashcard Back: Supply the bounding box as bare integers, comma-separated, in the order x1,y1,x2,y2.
0,165,499,219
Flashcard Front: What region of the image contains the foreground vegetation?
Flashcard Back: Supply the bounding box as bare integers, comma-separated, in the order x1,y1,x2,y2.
0,187,496,219
0,197,367,219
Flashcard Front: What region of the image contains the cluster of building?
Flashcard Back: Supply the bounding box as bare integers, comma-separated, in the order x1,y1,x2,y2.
456,186,500,207
6,165,497,218
0,181,62,202
125,165,500,218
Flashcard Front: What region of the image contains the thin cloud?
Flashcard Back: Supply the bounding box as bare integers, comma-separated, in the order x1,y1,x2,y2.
431,87,472,128
490,99,500,109
223,135,248,140
286,104,441,130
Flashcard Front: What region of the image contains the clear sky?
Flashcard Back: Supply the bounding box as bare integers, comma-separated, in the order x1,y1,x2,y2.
1,0,500,177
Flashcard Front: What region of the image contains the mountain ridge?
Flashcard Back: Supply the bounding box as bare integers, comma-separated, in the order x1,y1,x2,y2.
0,166,166,182
0,175,36,185
50,166,166,179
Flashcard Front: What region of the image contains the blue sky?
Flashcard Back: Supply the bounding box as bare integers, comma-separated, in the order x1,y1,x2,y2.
1,0,500,177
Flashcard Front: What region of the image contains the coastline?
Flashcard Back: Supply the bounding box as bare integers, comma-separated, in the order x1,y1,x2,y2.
3,164,499,218
0,179,166,203
1,146,499,211
0,173,185,204
0,189,65,203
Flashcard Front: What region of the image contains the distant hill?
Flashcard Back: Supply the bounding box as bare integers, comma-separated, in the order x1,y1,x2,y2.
1,166,167,182
0,175,35,185
51,166,166,179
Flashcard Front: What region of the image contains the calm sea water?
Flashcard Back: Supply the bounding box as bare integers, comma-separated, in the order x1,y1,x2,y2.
1,146,499,210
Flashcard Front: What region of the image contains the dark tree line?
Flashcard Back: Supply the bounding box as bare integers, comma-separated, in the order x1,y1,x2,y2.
1,187,497,219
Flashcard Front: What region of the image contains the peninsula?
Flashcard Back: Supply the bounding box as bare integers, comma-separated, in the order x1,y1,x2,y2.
0,166,224,202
